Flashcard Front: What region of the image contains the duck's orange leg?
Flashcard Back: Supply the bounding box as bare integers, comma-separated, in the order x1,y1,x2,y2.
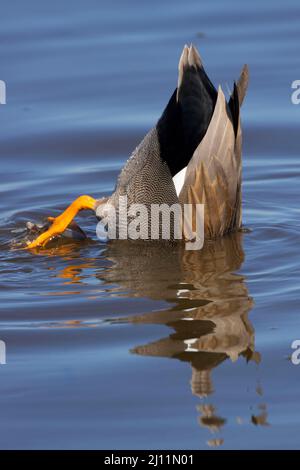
26,195,97,249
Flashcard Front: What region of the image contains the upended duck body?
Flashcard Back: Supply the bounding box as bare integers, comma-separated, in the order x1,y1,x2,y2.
27,44,248,249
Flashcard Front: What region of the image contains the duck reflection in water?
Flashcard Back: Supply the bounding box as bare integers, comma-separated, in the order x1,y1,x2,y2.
53,232,263,445
99,232,262,446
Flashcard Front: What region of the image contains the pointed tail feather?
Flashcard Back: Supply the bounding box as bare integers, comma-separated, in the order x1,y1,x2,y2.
228,64,249,135
176,44,218,168
157,44,218,177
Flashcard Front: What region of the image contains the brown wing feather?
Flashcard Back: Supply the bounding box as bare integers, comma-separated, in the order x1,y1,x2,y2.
179,86,241,238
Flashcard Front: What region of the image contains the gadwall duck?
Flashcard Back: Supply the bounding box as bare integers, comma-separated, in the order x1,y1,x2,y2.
27,44,248,248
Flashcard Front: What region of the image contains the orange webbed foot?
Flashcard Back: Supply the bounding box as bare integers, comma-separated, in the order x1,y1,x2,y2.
26,195,97,249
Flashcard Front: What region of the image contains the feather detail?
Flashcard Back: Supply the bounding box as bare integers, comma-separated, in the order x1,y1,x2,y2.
236,64,249,106
179,86,241,238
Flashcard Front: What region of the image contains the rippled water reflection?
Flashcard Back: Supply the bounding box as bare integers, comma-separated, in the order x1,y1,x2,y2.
0,0,300,449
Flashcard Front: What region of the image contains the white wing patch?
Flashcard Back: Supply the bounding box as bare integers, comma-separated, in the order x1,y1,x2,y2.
173,166,187,197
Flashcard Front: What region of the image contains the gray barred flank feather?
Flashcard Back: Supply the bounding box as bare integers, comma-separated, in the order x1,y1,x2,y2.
113,128,176,205
109,127,178,239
